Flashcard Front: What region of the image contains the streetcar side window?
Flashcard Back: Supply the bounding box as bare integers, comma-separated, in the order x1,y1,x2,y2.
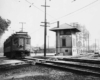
4,40,10,47
13,38,18,44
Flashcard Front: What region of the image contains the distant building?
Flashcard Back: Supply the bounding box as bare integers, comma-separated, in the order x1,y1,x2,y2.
31,47,55,53
50,23,80,56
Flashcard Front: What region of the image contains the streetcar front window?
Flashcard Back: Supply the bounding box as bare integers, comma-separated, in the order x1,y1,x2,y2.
26,38,30,44
19,38,24,46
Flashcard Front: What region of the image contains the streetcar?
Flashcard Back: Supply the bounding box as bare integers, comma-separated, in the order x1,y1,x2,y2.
4,31,31,58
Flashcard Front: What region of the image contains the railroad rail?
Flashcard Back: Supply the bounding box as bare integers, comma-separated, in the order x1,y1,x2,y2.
23,57,100,76
58,58,100,64
42,60,100,76
0,56,100,77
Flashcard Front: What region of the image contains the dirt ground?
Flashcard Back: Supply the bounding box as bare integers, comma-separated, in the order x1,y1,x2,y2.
0,64,99,80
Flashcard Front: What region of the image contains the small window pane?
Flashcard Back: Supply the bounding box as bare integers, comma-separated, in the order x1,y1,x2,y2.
62,38,66,47
13,38,18,44
26,38,30,44
19,38,24,45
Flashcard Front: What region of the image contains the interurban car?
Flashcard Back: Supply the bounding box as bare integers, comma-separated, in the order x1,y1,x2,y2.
4,31,31,58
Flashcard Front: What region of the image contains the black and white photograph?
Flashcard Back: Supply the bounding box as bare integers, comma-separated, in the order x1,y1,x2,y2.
0,0,100,80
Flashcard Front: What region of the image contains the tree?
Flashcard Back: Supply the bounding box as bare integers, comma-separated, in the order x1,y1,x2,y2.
70,22,89,40
0,16,11,36
70,22,90,53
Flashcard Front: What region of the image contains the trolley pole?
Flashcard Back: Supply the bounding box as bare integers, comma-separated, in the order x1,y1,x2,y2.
41,0,50,57
19,22,26,32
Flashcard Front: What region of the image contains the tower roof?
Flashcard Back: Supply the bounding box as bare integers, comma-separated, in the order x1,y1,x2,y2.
50,23,80,32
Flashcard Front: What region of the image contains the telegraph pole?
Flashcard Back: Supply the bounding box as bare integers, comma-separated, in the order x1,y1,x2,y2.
41,0,50,57
19,22,26,32
56,21,59,54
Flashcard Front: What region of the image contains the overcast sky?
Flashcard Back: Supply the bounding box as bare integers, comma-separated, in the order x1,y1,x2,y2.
0,0,100,47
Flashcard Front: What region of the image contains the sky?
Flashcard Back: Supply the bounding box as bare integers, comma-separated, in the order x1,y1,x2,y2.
0,0,100,47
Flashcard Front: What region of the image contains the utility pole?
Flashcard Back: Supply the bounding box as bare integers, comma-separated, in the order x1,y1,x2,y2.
56,21,59,54
41,0,50,57
19,22,26,32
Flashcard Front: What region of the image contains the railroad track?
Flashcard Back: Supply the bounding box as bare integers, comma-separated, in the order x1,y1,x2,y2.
23,57,100,76
58,58,100,64
42,61,100,76
0,57,100,76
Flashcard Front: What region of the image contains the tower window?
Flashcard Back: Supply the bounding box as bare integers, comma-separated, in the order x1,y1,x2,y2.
62,38,66,47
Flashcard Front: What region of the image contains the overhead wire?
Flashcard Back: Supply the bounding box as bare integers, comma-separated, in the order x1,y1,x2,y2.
31,27,43,34
24,0,55,33
50,0,99,23
20,0,99,27
25,0,56,20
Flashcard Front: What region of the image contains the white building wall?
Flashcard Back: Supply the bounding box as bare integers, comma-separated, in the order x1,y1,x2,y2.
72,34,77,56
56,31,79,56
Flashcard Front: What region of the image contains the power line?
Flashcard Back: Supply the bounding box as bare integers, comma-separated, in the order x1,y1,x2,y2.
25,0,33,4
31,27,43,34
50,0,99,23
25,0,56,20
50,21,57,24
22,0,99,26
